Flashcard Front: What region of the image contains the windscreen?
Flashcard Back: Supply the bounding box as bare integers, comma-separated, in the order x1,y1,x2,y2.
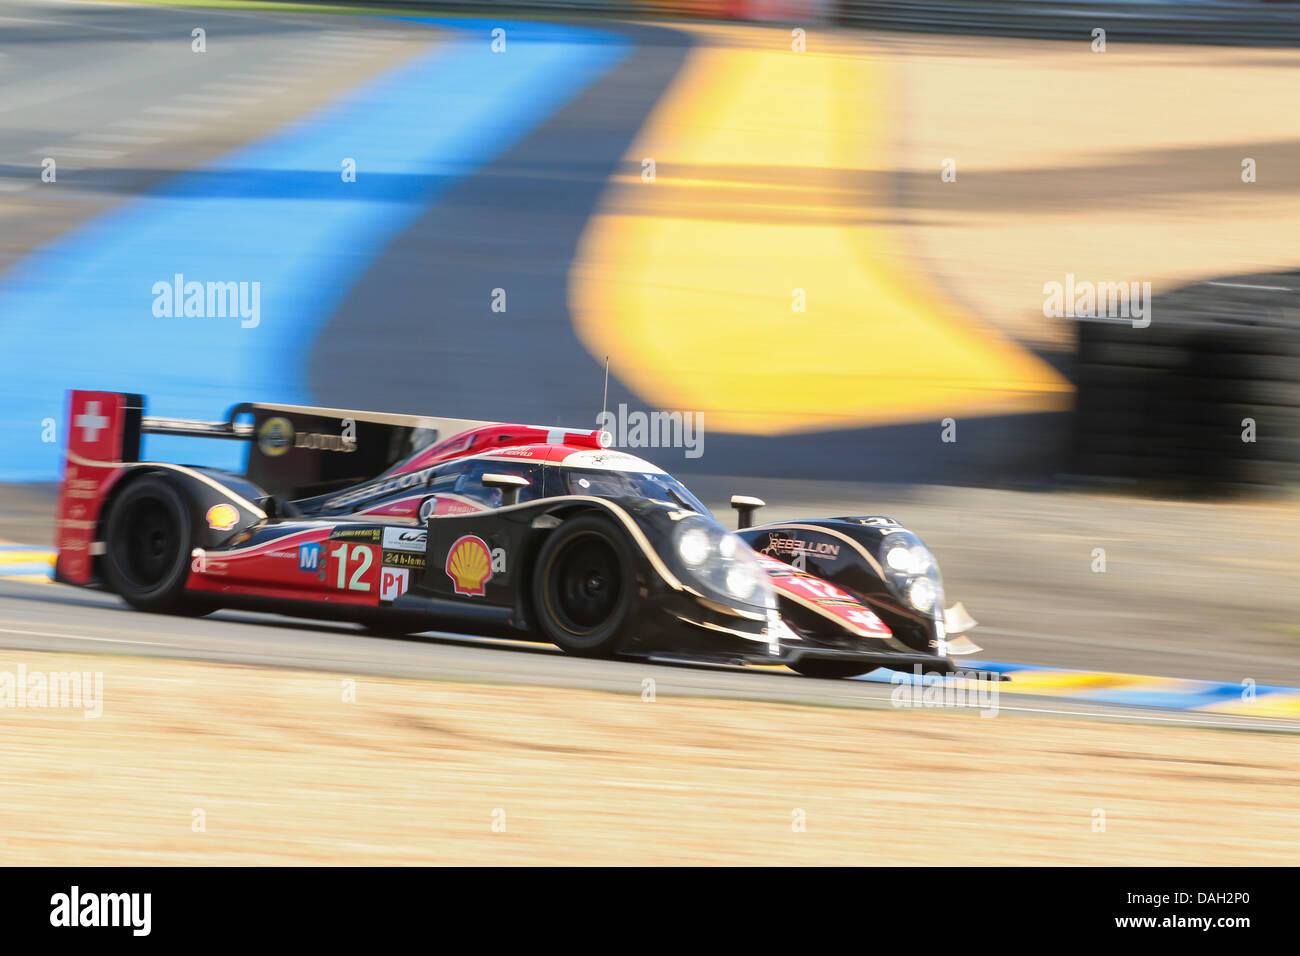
562,468,709,514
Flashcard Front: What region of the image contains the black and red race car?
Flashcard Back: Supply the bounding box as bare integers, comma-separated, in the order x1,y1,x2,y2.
53,390,980,678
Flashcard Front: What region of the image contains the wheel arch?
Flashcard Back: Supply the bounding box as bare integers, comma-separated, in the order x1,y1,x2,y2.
512,500,652,633
91,466,179,583
92,464,265,582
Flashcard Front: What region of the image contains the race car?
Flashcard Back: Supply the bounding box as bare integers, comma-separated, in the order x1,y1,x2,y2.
53,390,980,678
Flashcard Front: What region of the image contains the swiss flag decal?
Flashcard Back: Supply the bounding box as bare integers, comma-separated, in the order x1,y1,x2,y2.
66,391,129,464
57,390,142,585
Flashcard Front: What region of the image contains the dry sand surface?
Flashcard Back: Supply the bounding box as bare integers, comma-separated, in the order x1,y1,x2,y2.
0,649,1295,865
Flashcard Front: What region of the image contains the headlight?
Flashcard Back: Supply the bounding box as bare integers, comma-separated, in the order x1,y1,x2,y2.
877,531,943,617
672,520,774,610
718,533,739,559
678,527,710,566
885,542,914,572
724,562,758,600
907,576,937,612
907,545,934,574
885,541,934,575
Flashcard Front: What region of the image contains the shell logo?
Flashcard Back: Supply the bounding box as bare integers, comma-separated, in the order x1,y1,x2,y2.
206,504,239,532
445,535,493,596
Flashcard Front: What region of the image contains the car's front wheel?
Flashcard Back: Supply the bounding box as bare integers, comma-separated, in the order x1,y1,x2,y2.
788,659,877,679
532,514,638,658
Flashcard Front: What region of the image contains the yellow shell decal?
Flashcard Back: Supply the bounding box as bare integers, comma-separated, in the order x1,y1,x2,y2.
445,534,493,597
206,504,239,532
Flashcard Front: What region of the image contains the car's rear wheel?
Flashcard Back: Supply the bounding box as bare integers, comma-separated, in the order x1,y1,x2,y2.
532,514,638,657
103,475,208,614
789,659,877,679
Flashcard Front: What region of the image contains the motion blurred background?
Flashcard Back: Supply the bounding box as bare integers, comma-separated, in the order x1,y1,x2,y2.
0,0,1297,865
2,0,1297,487
3,0,1298,674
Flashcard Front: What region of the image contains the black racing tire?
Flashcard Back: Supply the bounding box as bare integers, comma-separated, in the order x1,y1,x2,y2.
102,475,204,614
531,514,638,658
788,659,877,680
172,599,219,617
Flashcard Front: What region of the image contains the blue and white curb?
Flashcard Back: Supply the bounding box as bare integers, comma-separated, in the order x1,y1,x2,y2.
859,659,1300,718
0,544,55,583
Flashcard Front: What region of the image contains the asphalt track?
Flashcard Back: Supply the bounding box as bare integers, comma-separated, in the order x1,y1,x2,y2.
3,576,1297,733
10,476,1300,692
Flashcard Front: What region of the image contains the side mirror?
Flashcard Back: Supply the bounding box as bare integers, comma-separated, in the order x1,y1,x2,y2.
730,495,766,530
482,473,531,507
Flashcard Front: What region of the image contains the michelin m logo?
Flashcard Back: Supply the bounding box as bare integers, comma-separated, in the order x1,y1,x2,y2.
299,542,321,571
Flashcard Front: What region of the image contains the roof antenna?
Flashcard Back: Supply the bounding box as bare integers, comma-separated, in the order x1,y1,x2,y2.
600,355,611,447
601,354,610,420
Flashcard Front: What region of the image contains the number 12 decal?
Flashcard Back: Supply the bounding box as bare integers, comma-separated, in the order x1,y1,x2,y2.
330,543,373,591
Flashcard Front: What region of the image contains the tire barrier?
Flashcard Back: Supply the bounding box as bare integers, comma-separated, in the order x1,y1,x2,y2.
832,1,1300,46
281,1,1300,47
1072,273,1300,493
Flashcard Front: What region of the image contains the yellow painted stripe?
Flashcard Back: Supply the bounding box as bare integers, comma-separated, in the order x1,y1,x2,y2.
1203,694,1300,718
0,542,56,583
0,551,56,567
995,671,1171,694
570,29,1070,434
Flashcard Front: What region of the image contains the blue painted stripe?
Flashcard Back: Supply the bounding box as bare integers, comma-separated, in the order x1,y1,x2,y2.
1070,688,1232,710
0,18,629,481
0,563,54,578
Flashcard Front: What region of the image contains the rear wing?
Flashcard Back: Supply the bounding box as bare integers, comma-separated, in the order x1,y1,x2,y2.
61,389,503,498
56,390,502,582
239,402,503,501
